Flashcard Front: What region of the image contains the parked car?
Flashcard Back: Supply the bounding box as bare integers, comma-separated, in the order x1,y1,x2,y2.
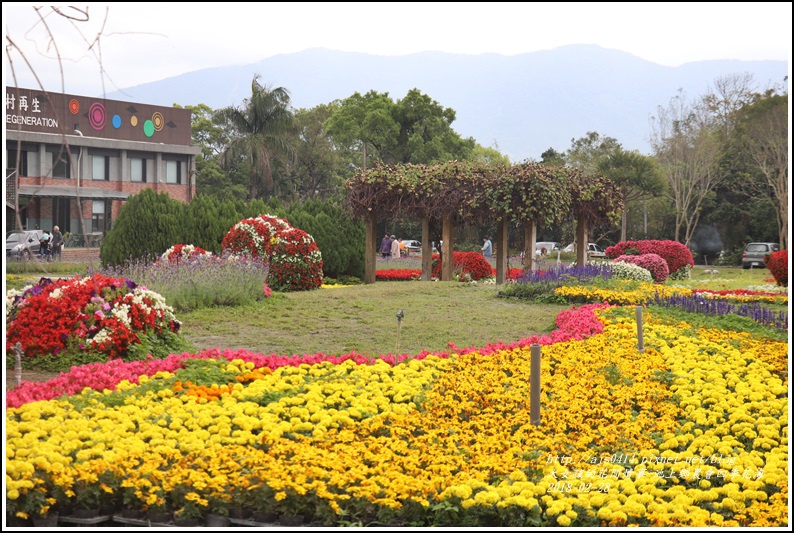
742,242,779,269
561,242,606,258
402,239,422,255
6,229,44,259
535,242,561,255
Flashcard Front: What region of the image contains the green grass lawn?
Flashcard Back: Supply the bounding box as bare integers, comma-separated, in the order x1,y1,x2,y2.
180,281,569,357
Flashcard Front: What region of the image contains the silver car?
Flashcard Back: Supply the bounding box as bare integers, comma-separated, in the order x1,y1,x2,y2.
742,242,779,269
6,229,44,259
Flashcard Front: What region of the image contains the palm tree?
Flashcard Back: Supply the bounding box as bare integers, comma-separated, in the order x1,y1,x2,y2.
218,75,294,200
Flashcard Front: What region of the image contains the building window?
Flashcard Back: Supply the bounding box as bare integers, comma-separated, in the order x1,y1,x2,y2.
92,200,107,233
52,150,71,179
92,155,110,181
130,158,147,182
54,198,71,234
166,160,181,184
7,148,29,177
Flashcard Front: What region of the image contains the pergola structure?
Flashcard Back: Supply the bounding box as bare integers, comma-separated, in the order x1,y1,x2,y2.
345,161,622,284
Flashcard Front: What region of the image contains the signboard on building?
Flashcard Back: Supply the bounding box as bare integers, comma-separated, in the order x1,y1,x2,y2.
5,86,192,146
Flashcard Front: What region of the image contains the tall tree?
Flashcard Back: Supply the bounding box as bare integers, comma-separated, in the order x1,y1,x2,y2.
739,93,788,249
324,91,399,170
565,131,622,175
218,75,294,200
285,104,347,201
651,89,723,245
176,103,247,202
597,148,665,241
391,88,475,164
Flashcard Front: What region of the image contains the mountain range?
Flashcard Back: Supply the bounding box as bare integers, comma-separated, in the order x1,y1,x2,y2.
107,45,787,162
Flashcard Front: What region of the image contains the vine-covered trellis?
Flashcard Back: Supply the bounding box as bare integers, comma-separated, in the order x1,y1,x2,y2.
345,161,622,283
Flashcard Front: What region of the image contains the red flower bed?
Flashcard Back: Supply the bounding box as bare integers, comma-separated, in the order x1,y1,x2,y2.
606,240,694,275
161,244,212,264
691,288,783,297
376,269,422,281
764,250,787,287
6,274,180,361
432,252,494,281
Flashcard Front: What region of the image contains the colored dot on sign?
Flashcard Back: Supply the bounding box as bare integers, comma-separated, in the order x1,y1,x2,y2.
112,115,122,128
143,120,155,137
131,116,138,126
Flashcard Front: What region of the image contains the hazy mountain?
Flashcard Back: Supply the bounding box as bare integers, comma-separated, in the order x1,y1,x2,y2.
107,45,787,162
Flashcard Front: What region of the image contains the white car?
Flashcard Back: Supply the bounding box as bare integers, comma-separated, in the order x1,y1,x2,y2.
401,240,422,254
535,241,561,255
562,242,606,258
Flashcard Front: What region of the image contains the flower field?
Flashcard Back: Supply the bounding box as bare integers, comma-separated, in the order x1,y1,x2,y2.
6,288,789,526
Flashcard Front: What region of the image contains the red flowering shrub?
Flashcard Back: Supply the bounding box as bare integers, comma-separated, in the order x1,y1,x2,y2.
6,274,180,362
614,253,669,282
268,228,324,291
606,240,693,276
222,214,323,291
432,252,494,281
764,250,788,287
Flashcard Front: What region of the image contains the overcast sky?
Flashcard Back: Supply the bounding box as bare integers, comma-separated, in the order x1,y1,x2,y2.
3,2,791,98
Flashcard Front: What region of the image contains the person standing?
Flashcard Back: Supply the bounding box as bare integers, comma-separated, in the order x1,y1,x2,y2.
51,226,64,261
380,234,392,259
481,237,493,257
39,229,52,259
390,235,400,259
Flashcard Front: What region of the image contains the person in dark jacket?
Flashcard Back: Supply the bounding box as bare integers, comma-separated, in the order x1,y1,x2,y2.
380,234,393,259
51,226,64,261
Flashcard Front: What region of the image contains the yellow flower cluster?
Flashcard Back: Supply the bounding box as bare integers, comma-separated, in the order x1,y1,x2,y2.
5,309,788,526
555,281,691,305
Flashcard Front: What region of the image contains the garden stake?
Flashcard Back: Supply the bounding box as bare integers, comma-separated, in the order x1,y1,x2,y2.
15,342,23,388
530,343,541,425
636,305,644,353
396,310,404,355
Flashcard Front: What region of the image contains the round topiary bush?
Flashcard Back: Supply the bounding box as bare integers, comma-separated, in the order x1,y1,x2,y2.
222,214,323,291
268,228,324,291
5,274,182,369
614,253,669,282
431,251,494,281
611,261,653,282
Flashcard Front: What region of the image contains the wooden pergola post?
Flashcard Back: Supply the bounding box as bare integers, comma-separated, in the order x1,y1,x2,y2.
523,221,537,272
364,212,377,284
496,219,508,284
576,218,588,266
421,218,432,281
442,214,454,281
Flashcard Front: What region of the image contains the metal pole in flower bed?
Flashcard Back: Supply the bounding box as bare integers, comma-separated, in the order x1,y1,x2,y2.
396,309,404,355
14,342,23,387
636,305,644,353
530,343,541,425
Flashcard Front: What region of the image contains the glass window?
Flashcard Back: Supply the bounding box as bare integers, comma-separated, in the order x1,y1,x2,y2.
92,200,106,233
92,155,109,181
166,160,180,184
52,151,71,179
130,158,146,182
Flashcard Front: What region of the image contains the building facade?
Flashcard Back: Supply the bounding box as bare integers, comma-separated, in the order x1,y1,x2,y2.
6,86,200,243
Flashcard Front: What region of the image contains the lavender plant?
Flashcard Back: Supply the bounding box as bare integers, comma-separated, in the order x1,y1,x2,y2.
94,253,269,312
499,263,614,301
652,293,788,330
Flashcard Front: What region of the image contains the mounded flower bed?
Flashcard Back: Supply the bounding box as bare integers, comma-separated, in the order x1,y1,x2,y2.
222,214,323,291
5,274,181,364
6,295,788,526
